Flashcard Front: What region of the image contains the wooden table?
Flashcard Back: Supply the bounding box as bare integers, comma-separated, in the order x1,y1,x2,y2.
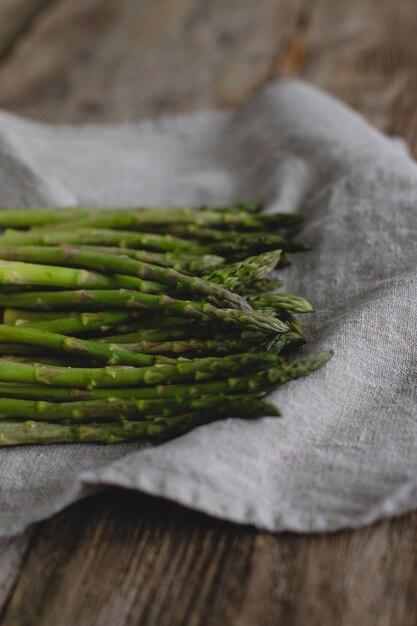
0,1,416,624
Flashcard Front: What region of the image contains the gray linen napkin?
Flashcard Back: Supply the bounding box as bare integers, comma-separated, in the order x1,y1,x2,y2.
0,79,416,536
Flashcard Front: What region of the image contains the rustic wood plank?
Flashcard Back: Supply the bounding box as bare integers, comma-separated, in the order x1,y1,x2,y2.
278,0,417,148
0,0,305,121
0,0,416,625
0,534,32,611
1,491,417,626
0,0,58,59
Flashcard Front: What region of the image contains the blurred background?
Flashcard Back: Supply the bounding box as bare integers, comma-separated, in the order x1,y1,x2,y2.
0,0,415,148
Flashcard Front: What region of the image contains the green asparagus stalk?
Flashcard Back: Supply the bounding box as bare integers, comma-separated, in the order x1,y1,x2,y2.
255,306,305,338
0,207,87,228
0,245,250,311
2,321,258,357
0,290,287,335
248,293,315,314
0,324,173,366
1,228,211,255
3,309,80,324
96,327,263,344
199,231,308,256
0,396,278,446
65,246,226,274
0,418,187,445
0,260,150,291
0,204,269,229
0,354,93,366
199,203,262,214
156,225,307,249
239,278,284,295
11,311,137,336
0,351,282,388
27,207,303,232
6,240,226,275
99,337,257,356
0,350,332,401
0,344,58,357
204,250,282,292
0,393,277,423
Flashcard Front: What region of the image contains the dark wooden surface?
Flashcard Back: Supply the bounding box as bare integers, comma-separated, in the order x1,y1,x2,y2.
0,1,416,624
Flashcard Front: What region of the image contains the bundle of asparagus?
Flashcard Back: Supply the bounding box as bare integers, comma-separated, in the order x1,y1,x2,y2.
0,203,332,445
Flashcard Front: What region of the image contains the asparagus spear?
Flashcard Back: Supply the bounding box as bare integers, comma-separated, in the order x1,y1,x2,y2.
96,327,263,344
155,224,306,248
0,417,190,445
11,311,137,336
3,309,80,324
65,246,226,275
0,260,149,291
98,337,257,356
0,324,172,366
4,315,258,356
0,290,288,335
1,228,211,255
0,207,87,228
0,350,333,400
0,245,249,311
0,351,281,387
27,207,303,232
204,250,282,292
0,396,279,446
248,293,315,314
0,393,277,422
2,239,226,275
198,231,308,256
239,278,284,295
0,204,268,229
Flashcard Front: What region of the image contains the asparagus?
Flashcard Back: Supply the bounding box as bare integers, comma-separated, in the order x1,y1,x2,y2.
0,290,288,335
0,207,86,228
0,260,148,291
0,351,282,387
0,418,190,445
248,293,315,314
198,231,309,256
240,278,284,295
3,320,258,357
99,337,257,356
255,306,305,338
0,397,278,446
0,245,250,311
204,250,282,292
96,327,263,344
0,350,333,400
155,224,306,249
0,354,92,366
0,393,277,423
0,204,269,229
65,246,226,275
2,228,211,255
0,344,56,356
0,204,330,447
27,207,304,232
3,309,80,324
0,324,173,366
200,202,262,214
11,311,137,336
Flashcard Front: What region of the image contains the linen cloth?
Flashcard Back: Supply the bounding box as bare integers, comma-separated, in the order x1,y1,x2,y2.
0,79,416,536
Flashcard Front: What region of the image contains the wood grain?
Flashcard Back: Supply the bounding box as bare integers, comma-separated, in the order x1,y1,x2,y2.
0,0,57,59
0,0,305,122
2,491,417,626
0,0,416,624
